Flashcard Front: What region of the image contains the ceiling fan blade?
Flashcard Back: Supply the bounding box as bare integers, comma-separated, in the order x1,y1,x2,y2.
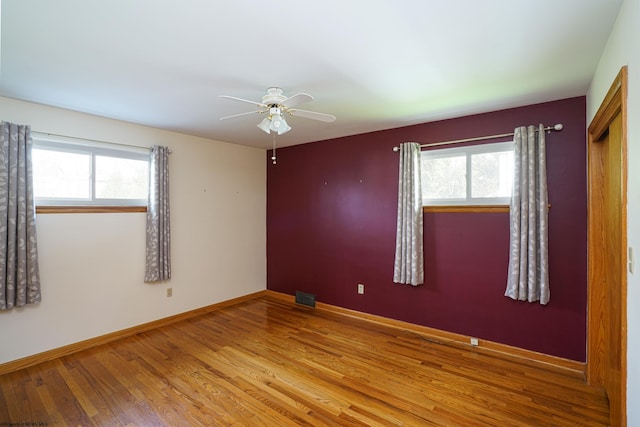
281,93,314,108
288,109,336,122
220,95,268,108
219,110,265,120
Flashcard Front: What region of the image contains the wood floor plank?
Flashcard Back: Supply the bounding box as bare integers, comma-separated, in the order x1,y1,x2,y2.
0,296,609,426
53,358,100,418
35,382,67,427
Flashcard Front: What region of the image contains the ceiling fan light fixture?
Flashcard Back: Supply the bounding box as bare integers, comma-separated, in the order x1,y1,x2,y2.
274,115,292,135
256,107,292,135
257,117,271,134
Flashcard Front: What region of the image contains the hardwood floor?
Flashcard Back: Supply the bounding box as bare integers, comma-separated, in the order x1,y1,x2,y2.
0,296,609,426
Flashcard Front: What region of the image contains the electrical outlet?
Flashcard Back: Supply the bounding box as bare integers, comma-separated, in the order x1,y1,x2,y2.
357,284,364,294
166,287,173,298
470,337,479,346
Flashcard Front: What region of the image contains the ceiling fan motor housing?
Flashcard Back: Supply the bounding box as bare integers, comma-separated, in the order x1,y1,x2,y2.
262,87,286,106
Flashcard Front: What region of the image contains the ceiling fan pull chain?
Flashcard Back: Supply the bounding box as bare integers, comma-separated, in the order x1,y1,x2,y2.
271,133,277,165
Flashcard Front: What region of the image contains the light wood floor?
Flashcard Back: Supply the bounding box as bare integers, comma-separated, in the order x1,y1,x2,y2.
0,296,609,426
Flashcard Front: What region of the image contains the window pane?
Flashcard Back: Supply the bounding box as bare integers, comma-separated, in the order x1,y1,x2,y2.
422,155,466,199
95,156,149,200
32,149,91,199
471,151,513,198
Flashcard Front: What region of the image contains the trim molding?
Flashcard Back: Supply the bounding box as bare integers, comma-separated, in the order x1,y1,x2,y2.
0,290,267,376
424,205,509,213
265,290,585,378
586,66,628,426
36,206,147,214
423,204,551,214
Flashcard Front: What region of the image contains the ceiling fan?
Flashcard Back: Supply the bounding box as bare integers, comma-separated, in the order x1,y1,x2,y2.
219,87,336,136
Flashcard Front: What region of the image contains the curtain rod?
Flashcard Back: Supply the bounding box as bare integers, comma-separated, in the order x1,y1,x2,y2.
392,123,564,152
31,131,172,154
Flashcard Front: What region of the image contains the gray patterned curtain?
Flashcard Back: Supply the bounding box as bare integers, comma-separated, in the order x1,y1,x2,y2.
505,124,549,304
144,145,171,282
0,121,41,310
393,142,424,286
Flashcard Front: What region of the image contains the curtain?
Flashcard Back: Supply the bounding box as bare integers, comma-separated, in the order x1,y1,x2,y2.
0,121,41,310
144,145,171,282
393,142,424,286
505,124,549,304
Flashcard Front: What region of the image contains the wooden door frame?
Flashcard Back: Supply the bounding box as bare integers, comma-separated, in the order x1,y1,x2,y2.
587,66,628,424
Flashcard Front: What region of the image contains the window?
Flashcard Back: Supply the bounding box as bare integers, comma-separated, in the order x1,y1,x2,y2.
421,141,514,206
32,135,149,207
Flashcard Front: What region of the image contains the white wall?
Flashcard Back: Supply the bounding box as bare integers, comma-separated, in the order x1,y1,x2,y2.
586,0,640,422
0,97,266,364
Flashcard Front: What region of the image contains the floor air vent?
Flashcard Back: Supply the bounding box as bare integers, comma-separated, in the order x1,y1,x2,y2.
295,291,316,308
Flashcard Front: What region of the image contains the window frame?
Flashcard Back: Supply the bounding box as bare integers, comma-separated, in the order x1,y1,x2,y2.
421,140,514,207
32,135,150,209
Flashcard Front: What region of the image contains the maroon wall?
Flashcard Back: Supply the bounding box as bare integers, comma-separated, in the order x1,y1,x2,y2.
267,97,587,361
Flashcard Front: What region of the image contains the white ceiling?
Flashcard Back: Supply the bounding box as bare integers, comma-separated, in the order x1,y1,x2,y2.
0,0,623,149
